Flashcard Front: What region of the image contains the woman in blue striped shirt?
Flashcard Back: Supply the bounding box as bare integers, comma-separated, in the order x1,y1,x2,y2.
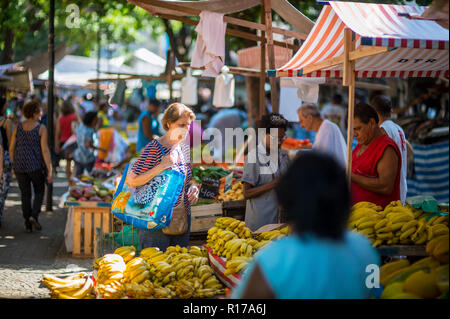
127,103,200,251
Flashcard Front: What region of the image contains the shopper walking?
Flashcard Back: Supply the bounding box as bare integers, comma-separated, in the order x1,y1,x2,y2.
55,100,80,181
0,97,13,228
137,99,162,153
127,103,199,251
9,100,53,232
73,111,106,177
232,152,379,299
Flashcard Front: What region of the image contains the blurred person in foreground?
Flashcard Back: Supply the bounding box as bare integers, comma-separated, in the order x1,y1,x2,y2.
232,151,379,299
351,103,401,208
369,95,413,204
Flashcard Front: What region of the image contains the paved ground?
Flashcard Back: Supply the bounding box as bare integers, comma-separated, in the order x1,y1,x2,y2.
0,166,94,298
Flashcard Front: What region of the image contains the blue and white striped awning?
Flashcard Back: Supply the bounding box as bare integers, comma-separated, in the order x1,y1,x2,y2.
407,141,449,203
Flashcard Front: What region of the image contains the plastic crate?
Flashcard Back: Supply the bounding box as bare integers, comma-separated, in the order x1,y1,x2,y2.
95,223,141,258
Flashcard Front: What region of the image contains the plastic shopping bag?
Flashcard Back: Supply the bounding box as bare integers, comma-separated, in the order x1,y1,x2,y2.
111,163,185,231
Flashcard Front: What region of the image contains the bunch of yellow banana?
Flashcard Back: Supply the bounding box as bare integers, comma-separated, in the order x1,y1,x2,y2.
222,238,259,259
139,247,167,264
256,229,287,241
122,280,155,299
350,201,449,247
224,256,251,275
95,254,126,299
113,246,136,263
122,257,150,284
351,201,383,212
173,278,225,299
214,217,253,238
42,272,95,299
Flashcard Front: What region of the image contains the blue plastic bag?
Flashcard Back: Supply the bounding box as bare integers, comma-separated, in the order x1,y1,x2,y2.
112,155,186,231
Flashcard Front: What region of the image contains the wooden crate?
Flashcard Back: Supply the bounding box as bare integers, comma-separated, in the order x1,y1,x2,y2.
191,203,223,233
65,201,112,258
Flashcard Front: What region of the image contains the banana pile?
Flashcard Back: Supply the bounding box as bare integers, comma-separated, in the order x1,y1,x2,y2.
95,254,127,299
206,218,291,276
42,272,95,299
113,245,136,263
218,182,244,201
119,245,224,299
256,226,290,242
214,217,253,238
123,257,150,284
349,201,449,247
225,256,251,275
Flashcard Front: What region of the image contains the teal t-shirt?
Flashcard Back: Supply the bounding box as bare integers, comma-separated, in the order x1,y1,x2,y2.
137,110,160,153
231,231,380,299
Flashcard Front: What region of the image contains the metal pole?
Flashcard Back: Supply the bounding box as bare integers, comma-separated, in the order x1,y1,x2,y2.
96,16,101,105
46,0,55,212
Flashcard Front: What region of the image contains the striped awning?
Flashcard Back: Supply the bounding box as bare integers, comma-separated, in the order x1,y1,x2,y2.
270,1,449,78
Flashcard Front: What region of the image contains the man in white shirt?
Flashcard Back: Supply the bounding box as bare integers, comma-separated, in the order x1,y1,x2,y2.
370,95,413,203
321,93,347,136
298,104,347,168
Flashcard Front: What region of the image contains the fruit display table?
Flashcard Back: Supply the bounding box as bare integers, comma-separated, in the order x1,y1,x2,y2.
377,245,427,257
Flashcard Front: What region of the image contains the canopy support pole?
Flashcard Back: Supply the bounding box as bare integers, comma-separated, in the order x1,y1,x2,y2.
264,0,279,114
259,0,266,120
343,27,356,185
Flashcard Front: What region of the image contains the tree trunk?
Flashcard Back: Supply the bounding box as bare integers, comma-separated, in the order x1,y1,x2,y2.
1,27,14,64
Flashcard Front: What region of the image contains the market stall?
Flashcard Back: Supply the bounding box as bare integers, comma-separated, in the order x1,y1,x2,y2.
268,0,449,178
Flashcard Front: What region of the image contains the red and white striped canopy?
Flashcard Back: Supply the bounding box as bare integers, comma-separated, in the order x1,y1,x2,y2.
271,1,449,78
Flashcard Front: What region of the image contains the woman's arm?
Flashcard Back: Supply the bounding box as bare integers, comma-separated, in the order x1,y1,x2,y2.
351,146,399,195
8,126,17,162
40,125,53,183
126,151,176,188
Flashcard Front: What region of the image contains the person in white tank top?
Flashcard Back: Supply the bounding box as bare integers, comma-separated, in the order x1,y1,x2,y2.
370,95,414,203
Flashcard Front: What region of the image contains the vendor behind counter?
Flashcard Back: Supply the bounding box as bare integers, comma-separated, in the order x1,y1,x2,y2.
242,113,290,232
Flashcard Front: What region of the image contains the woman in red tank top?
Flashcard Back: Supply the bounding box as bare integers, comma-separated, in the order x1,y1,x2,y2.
351,103,401,208
55,100,80,181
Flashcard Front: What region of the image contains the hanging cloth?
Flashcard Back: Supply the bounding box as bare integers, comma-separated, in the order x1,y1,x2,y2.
213,66,235,108
191,11,227,77
181,68,198,106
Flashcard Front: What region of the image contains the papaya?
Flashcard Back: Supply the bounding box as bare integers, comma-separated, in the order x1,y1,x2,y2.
403,270,441,299
381,282,404,299
390,292,422,299
385,266,429,287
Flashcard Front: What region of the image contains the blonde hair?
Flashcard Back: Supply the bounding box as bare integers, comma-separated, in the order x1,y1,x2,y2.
161,103,196,131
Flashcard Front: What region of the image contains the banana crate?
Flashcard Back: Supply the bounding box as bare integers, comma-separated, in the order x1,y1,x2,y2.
191,202,223,233
95,224,141,259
